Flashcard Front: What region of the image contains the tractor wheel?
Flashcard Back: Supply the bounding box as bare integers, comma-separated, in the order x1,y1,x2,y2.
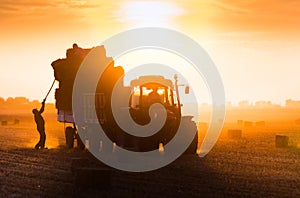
182,117,198,154
185,131,198,154
65,126,75,149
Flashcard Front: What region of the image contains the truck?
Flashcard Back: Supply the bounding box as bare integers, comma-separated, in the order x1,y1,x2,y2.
51,44,198,154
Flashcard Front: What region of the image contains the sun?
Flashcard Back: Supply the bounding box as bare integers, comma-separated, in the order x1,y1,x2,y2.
115,1,184,27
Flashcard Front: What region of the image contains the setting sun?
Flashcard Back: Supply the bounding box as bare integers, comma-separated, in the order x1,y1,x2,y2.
114,1,184,27
0,0,299,104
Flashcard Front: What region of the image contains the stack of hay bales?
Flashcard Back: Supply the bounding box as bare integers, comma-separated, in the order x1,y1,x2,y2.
51,45,124,119
51,46,93,112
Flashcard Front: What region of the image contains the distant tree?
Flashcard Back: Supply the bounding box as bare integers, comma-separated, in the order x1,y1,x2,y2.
6,97,14,105
238,100,250,108
286,99,300,108
14,97,29,104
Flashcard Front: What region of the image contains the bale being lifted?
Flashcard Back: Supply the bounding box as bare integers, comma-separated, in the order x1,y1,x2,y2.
51,43,124,125
51,44,92,115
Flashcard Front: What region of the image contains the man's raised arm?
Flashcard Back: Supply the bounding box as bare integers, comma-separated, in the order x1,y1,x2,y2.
39,99,46,113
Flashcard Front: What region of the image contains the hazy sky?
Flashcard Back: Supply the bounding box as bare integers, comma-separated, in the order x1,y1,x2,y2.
0,0,299,104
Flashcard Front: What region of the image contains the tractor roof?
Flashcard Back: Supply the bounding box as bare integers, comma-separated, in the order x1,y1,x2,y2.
130,75,173,88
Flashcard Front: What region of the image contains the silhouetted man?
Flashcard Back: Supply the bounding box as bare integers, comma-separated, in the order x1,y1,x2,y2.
32,99,46,149
148,87,162,104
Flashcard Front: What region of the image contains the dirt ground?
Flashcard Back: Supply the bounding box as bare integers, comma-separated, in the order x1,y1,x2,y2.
0,115,299,197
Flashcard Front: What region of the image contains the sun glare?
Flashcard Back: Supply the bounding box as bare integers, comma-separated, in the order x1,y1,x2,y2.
115,1,184,27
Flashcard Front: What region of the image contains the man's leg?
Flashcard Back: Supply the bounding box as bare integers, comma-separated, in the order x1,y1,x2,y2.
40,130,46,148
35,132,41,149
35,140,40,149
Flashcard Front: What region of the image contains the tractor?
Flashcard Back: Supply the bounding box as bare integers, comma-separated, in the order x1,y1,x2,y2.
51,44,198,154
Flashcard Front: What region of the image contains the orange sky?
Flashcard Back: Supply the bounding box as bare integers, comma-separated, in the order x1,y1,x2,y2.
0,0,300,104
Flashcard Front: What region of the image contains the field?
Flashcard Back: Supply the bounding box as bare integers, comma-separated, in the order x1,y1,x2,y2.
0,113,299,197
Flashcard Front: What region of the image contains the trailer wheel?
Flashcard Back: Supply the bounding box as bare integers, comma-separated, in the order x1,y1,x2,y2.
65,126,75,149
76,133,85,150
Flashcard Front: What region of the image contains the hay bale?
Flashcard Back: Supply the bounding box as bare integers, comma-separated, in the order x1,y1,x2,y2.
74,167,111,190
1,121,7,126
275,135,289,148
237,120,244,125
255,121,266,127
228,129,242,139
14,119,20,125
244,121,253,127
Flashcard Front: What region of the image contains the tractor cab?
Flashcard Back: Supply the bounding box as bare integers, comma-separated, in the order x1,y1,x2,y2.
130,83,176,107
128,75,180,126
